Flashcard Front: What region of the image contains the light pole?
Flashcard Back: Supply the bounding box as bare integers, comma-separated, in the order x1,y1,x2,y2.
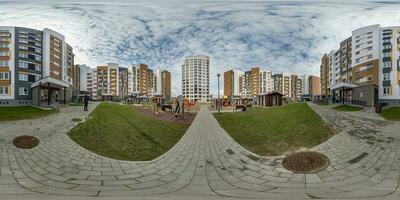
217,73,221,113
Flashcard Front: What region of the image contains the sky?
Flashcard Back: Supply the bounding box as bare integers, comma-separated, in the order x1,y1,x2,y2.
1,0,400,96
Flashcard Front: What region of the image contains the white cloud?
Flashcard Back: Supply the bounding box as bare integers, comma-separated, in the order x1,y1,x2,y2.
1,0,400,96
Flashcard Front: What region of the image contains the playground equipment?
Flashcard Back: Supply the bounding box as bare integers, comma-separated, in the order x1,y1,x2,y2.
173,96,197,120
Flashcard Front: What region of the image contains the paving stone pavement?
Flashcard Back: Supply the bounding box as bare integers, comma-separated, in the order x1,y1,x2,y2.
0,102,400,200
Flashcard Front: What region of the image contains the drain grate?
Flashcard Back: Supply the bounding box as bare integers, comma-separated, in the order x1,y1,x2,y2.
13,135,40,149
282,151,330,173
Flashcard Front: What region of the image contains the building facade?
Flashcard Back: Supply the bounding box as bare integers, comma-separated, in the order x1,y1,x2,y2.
321,24,400,106
72,64,80,99
182,55,211,102
223,67,272,100
273,73,300,101
320,54,329,98
155,69,171,99
0,26,74,106
127,64,170,99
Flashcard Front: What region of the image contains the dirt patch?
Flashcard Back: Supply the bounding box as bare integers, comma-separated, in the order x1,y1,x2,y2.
136,107,196,125
13,135,40,149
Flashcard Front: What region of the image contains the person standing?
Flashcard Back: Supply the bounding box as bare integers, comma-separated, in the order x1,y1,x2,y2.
84,94,89,111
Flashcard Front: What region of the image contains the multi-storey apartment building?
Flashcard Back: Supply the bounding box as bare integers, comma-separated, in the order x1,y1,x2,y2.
71,64,80,99
96,63,119,101
340,37,352,83
378,27,400,105
320,54,329,99
118,67,128,99
182,55,211,103
87,68,97,100
127,64,170,99
0,26,74,106
328,50,341,88
138,64,150,96
259,69,273,95
77,64,90,94
155,69,171,99
321,24,400,106
290,74,302,101
273,73,300,101
223,67,272,99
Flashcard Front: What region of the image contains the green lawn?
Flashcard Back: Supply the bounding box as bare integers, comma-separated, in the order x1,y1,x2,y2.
379,107,400,121
333,105,363,111
68,103,189,161
213,103,333,156
0,106,59,121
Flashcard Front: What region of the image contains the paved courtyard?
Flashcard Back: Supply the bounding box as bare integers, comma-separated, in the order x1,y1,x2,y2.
0,102,400,200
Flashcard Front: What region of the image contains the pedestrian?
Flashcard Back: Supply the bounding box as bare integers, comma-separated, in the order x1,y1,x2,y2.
84,94,89,111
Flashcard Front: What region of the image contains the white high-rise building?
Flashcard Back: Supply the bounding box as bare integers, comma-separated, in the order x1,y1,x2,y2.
232,70,244,96
328,50,341,88
78,64,90,93
259,69,273,95
182,55,211,102
86,68,97,100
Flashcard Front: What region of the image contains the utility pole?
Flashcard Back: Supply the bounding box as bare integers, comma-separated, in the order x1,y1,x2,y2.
217,73,221,113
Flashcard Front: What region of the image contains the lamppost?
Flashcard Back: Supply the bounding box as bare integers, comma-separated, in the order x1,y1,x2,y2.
217,73,221,113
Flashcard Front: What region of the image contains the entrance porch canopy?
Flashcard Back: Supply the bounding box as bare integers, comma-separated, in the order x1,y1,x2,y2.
31,76,71,89
330,82,358,104
330,82,358,90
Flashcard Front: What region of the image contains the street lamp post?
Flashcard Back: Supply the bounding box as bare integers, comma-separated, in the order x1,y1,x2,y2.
217,73,221,113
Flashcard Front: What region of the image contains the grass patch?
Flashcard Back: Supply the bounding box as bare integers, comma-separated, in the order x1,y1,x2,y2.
333,105,363,112
213,103,333,156
379,107,400,121
68,103,189,161
0,106,59,121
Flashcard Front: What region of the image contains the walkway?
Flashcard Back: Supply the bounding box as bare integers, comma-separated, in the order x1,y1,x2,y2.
0,103,400,199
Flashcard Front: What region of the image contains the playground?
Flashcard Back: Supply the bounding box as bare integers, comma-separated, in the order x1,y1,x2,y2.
134,95,199,125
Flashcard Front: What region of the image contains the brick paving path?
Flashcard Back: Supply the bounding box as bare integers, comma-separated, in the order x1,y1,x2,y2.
0,102,400,199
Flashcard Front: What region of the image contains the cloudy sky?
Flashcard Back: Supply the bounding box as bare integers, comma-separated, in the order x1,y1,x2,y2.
1,0,400,95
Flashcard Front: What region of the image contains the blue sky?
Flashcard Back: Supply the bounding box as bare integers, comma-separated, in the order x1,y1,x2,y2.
1,0,400,95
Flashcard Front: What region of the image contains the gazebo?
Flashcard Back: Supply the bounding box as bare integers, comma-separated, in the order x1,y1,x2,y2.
258,92,283,107
330,82,358,104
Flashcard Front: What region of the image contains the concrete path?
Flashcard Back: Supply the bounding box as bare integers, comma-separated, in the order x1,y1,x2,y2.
0,102,400,199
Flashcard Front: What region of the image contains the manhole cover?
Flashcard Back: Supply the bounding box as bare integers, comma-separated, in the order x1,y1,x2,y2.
13,135,39,149
282,151,329,173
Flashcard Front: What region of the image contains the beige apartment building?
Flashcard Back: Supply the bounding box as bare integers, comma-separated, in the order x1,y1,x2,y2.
320,54,329,99
223,67,273,100
128,64,170,99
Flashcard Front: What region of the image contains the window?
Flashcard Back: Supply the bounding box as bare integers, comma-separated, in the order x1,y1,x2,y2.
0,43,9,48
0,72,9,80
0,51,9,56
383,73,391,81
383,61,392,68
383,52,391,57
0,60,8,67
383,87,390,96
19,61,28,69
0,86,9,95
19,53,28,58
19,73,28,81
19,87,29,95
